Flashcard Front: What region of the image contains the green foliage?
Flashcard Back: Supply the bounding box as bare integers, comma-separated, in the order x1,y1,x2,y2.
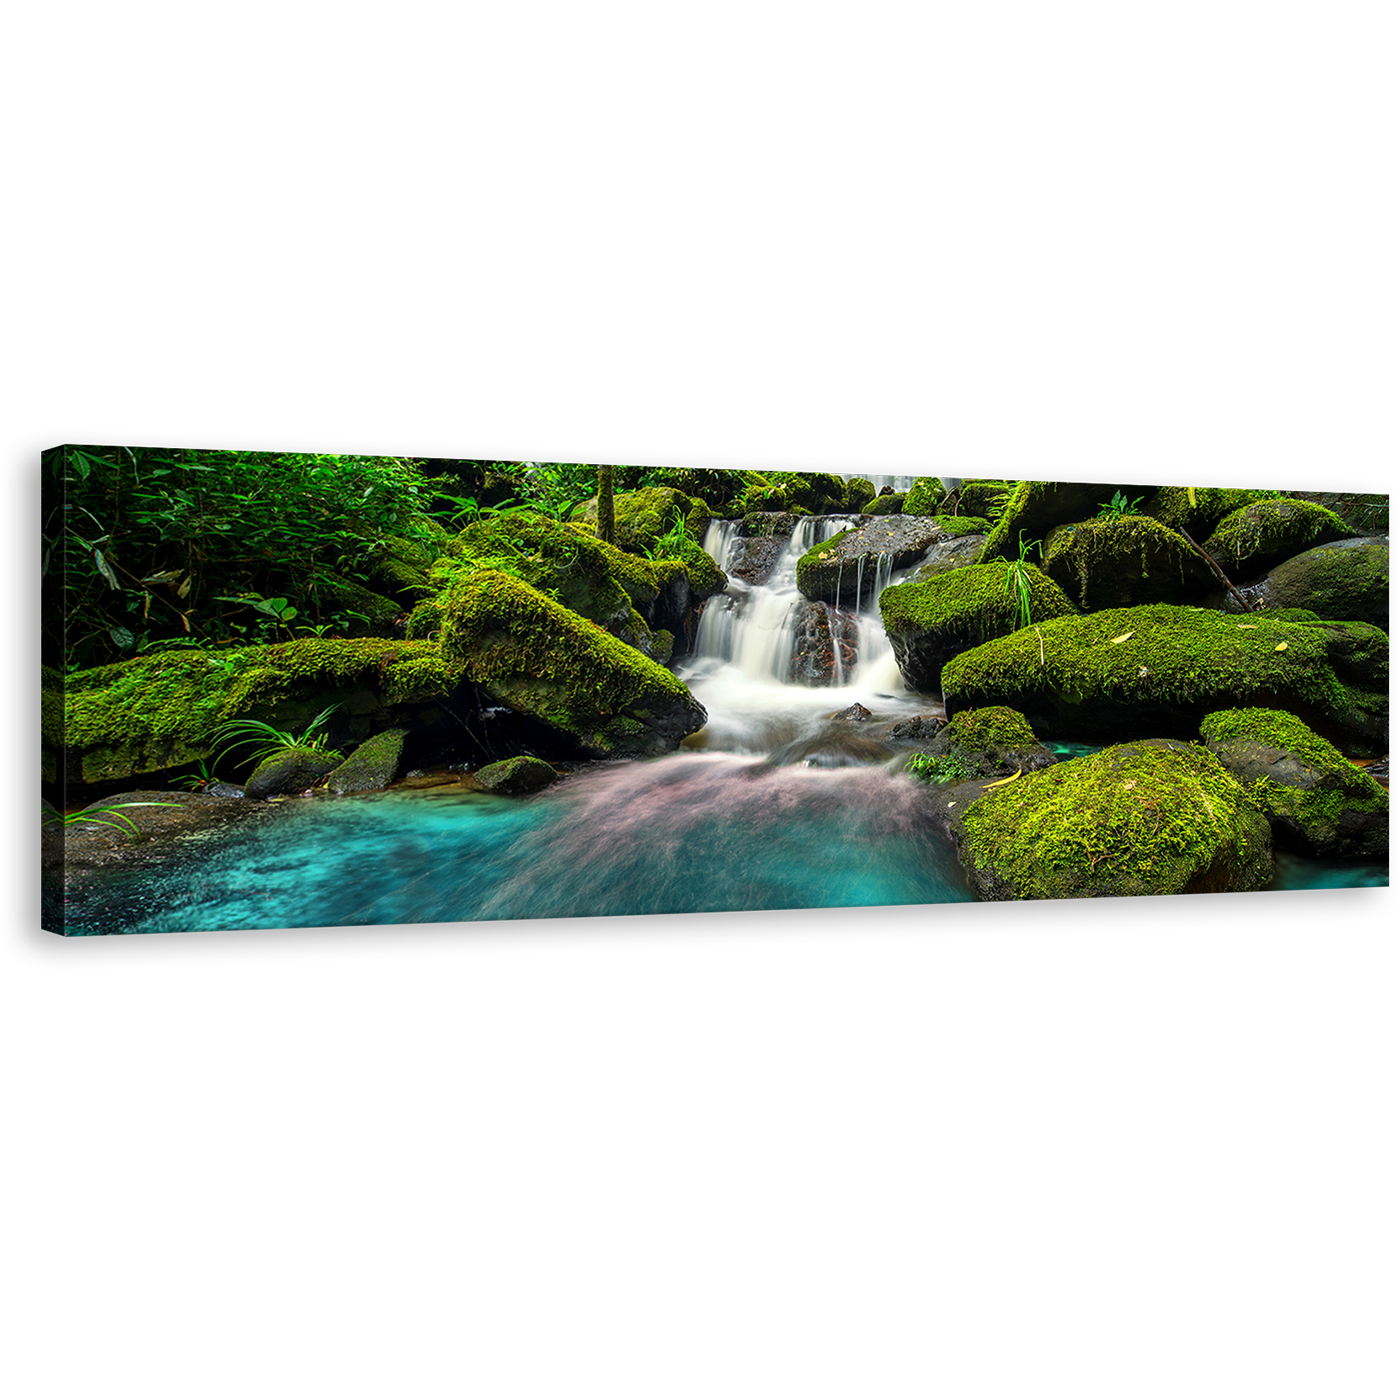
212,705,343,770
1003,532,1043,631
44,800,182,840
44,445,439,670
1096,490,1146,519
905,751,973,783
172,758,223,791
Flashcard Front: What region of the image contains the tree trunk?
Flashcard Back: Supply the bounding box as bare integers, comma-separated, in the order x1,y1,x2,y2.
597,463,615,546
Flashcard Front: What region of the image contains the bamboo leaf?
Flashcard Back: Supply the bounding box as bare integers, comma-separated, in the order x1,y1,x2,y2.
1274,641,1288,651
1109,631,1134,644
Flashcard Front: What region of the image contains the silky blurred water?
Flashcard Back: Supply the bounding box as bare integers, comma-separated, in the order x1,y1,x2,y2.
64,754,974,935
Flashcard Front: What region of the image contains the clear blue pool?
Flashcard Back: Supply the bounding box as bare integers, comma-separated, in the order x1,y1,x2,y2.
64,754,975,935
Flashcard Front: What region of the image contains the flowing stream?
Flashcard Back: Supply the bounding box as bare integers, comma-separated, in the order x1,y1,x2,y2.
62,513,1386,935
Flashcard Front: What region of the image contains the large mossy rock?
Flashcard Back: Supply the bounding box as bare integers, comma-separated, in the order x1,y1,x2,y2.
950,739,1273,900
979,481,1156,563
1219,536,1388,630
577,489,726,602
861,492,906,515
1042,514,1214,610
1141,486,1280,541
880,562,1076,694
654,468,746,515
1200,708,1388,858
941,604,1388,756
437,569,706,758
62,639,467,787
795,517,949,606
1202,498,1351,580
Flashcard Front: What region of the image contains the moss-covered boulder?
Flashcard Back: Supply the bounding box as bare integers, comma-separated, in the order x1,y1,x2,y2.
1200,708,1388,858
1141,486,1280,541
880,562,1076,693
62,639,467,787
325,728,408,794
654,468,746,515
979,481,1155,563
903,706,1057,784
244,746,342,800
932,515,992,537
861,492,906,515
42,666,63,787
843,477,876,511
1203,498,1351,580
437,569,706,758
579,487,709,552
899,477,948,516
474,754,559,795
1275,491,1388,538
1219,536,1388,631
795,517,948,606
1042,514,1214,610
945,480,1016,521
950,739,1273,900
941,604,1389,756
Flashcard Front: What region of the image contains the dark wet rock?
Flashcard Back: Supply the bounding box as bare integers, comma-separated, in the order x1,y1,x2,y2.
1274,491,1388,538
474,755,559,794
325,728,408,795
788,601,859,686
740,512,799,539
1202,497,1351,580
727,534,786,585
205,782,246,799
910,534,987,582
244,748,341,800
1217,536,1388,631
831,702,873,721
795,516,949,606
887,713,947,746
942,604,1389,757
1200,708,1388,858
880,562,1075,694
1042,514,1214,610
948,739,1273,900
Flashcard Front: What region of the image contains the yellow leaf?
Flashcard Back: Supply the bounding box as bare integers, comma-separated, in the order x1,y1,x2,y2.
1274,641,1288,651
1236,624,1256,629
984,767,1022,788
1188,486,1197,507
1109,631,1134,644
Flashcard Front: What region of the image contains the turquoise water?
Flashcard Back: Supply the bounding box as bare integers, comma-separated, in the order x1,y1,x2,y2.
65,754,974,935
1268,850,1389,891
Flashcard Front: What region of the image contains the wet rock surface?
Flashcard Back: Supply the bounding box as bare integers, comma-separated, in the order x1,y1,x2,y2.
796,516,950,606
788,601,859,686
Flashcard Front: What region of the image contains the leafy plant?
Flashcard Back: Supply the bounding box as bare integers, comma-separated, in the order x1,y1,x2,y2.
1003,531,1042,631
44,800,182,840
172,759,223,791
211,704,344,771
1096,490,1146,519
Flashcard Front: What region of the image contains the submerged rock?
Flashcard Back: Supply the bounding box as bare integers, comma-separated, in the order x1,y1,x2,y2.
1200,708,1388,858
831,702,874,721
727,534,787,585
941,604,1389,756
949,739,1273,900
887,713,947,746
789,602,859,686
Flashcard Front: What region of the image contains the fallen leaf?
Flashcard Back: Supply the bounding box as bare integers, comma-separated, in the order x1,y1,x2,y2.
1237,624,1256,629
1109,631,1134,644
984,767,1022,788
1274,641,1288,651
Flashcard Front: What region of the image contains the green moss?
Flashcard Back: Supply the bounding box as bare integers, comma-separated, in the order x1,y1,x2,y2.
844,477,876,510
861,492,906,515
436,569,703,754
931,515,992,537
1204,498,1350,576
1042,513,1206,609
315,574,405,628
976,481,1044,560
941,603,1386,752
880,562,1075,637
1199,707,1388,836
66,639,465,754
1142,486,1279,538
959,741,1272,899
943,705,1038,749
901,477,946,516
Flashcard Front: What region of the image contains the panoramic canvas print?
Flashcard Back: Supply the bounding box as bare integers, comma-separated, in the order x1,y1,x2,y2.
41,447,1389,935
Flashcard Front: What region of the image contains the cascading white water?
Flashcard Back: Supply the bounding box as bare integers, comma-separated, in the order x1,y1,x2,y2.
681,515,934,753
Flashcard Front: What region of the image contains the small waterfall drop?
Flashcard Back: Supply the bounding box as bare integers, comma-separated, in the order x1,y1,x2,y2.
681,514,935,754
